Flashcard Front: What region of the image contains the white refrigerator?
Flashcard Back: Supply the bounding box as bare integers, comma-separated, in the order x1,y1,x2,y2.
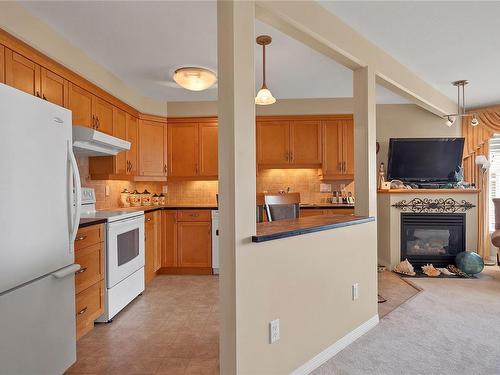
0,84,81,374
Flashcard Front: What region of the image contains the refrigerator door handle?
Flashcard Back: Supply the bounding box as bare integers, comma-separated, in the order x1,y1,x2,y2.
52,264,81,279
68,140,82,248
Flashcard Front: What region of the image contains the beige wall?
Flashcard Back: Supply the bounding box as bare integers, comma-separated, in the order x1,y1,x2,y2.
0,2,166,116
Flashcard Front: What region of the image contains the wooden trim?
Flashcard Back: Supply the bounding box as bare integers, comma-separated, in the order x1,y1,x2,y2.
256,114,353,122
139,112,167,123
158,267,213,275
377,189,480,194
0,45,4,83
0,28,139,116
133,175,167,182
167,116,218,124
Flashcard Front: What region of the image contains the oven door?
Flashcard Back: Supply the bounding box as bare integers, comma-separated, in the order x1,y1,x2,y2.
107,215,145,288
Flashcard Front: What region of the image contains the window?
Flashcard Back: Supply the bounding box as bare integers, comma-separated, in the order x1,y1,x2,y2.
489,134,500,231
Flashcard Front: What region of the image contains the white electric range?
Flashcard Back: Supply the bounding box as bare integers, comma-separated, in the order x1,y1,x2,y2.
80,188,145,322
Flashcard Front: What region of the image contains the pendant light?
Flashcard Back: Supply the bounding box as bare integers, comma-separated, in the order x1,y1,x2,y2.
444,80,479,127
173,67,217,91
255,35,276,105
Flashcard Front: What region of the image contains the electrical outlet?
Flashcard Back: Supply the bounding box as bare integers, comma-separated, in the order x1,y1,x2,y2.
269,319,280,344
320,183,332,193
105,185,110,197
352,283,359,301
162,185,168,194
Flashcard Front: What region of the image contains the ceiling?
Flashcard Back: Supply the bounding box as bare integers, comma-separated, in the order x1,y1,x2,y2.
320,1,500,108
21,1,500,108
19,1,406,104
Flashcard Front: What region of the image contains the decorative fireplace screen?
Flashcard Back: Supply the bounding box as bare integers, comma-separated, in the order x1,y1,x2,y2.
401,213,465,268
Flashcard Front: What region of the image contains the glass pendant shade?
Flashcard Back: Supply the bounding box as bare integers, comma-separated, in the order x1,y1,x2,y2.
173,67,217,91
255,87,276,105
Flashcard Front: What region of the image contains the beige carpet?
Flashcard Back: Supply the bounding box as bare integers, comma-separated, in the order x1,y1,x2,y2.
312,266,500,375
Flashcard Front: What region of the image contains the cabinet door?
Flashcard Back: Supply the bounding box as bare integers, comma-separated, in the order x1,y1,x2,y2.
290,120,322,165
144,212,156,283
177,222,211,268
0,45,5,83
68,83,93,128
257,121,289,165
139,120,166,176
342,120,355,176
126,115,139,175
322,120,343,178
162,211,178,268
40,68,67,107
168,123,198,177
199,123,218,177
5,49,41,96
92,96,113,135
113,107,127,174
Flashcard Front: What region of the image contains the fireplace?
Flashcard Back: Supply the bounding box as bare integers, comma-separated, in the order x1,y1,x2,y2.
401,213,465,268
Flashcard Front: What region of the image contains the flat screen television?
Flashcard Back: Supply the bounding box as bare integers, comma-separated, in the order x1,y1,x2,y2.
387,138,465,183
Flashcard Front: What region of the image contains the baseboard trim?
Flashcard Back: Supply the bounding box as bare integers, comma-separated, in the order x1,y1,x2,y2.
290,314,379,375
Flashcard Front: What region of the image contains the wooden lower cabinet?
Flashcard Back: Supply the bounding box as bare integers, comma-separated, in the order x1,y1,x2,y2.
300,208,354,217
74,224,105,340
161,210,212,274
145,210,162,283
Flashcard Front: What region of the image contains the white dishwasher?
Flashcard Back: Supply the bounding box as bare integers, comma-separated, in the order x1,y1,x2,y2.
211,210,219,274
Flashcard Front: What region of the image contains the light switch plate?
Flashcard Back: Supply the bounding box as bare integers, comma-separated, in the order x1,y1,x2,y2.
162,185,168,194
269,319,280,344
105,185,110,197
352,283,359,300
320,183,332,193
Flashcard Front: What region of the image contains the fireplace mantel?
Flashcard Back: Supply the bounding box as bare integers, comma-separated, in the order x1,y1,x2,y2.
377,190,478,269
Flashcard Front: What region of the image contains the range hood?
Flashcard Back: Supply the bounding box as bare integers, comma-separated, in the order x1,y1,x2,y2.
72,126,130,156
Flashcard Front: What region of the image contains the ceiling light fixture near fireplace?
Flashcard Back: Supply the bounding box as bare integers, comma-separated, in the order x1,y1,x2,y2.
443,80,479,127
173,67,217,91
255,35,276,106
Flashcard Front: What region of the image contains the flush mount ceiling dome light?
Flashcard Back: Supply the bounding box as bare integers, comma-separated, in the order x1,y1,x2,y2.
255,35,276,105
173,67,217,91
443,80,479,127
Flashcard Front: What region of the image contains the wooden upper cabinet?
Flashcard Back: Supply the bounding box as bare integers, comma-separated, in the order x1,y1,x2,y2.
5,49,41,96
93,96,113,135
199,123,218,177
40,68,67,107
0,45,5,83
177,221,211,268
168,122,199,177
113,107,127,175
139,119,166,177
257,121,290,165
68,83,93,128
290,120,322,165
322,117,354,180
126,114,139,175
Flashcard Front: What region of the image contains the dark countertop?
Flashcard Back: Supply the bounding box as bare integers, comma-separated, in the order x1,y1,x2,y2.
299,204,354,209
252,214,374,243
79,217,107,228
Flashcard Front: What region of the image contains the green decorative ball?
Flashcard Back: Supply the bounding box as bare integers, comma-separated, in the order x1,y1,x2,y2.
455,251,484,275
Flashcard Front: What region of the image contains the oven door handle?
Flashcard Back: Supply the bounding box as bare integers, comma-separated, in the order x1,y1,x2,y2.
107,215,144,229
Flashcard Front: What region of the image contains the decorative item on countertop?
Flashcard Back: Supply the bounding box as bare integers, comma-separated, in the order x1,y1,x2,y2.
130,190,142,207
120,189,131,208
159,193,166,205
422,264,441,277
455,251,484,275
141,190,152,206
447,264,471,278
152,193,160,206
378,163,386,189
347,192,355,205
436,267,454,276
390,179,406,189
393,259,416,276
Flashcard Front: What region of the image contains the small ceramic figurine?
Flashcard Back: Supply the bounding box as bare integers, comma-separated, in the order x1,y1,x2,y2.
120,189,130,207
378,163,386,189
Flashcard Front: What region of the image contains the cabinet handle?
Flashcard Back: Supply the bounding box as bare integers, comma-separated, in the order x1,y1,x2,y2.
285,152,288,161
164,164,167,174
75,266,87,274
42,94,47,100
91,115,96,129
343,161,346,173
75,235,87,241
338,162,342,171
76,307,88,316
146,217,152,222
35,91,40,98
96,116,100,129
188,213,200,217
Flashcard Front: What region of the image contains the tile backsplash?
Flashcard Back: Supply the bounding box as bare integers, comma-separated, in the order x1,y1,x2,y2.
78,158,352,209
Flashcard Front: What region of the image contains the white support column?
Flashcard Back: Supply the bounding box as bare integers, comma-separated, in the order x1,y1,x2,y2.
217,1,256,374
353,66,377,217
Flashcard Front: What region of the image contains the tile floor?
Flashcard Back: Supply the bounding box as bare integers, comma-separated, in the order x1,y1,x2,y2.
377,270,421,318
68,275,220,375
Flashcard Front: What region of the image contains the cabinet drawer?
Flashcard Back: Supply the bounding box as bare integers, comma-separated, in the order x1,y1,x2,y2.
177,210,211,222
145,211,157,224
75,224,103,250
75,281,104,340
75,243,104,294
